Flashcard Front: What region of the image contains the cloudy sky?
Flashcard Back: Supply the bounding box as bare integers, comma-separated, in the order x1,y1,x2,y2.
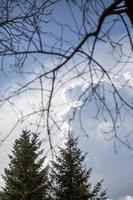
59,77,133,199
0,1,133,200
1,70,133,200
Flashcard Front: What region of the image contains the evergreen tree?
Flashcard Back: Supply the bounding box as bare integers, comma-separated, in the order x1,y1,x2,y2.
50,133,107,200
1,130,50,200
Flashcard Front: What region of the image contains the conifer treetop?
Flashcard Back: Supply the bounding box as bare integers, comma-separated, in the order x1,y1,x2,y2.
50,132,107,200
1,130,50,200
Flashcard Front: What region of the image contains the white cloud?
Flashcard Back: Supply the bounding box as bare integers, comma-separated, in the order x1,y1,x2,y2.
124,72,133,88
63,82,83,104
97,121,113,135
120,196,133,200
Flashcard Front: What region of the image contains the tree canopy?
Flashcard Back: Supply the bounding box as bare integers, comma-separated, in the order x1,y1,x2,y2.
0,130,50,200
50,133,107,200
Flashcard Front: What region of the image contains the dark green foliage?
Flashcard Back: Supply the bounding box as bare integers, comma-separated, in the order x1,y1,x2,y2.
1,130,50,200
50,133,107,200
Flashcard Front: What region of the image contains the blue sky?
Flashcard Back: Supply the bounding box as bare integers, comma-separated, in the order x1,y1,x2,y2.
0,1,133,200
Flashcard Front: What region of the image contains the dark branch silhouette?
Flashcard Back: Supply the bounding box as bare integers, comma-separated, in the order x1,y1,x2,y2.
0,0,133,152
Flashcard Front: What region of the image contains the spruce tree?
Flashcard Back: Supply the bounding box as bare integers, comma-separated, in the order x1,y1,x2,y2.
1,130,50,200
50,133,107,200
